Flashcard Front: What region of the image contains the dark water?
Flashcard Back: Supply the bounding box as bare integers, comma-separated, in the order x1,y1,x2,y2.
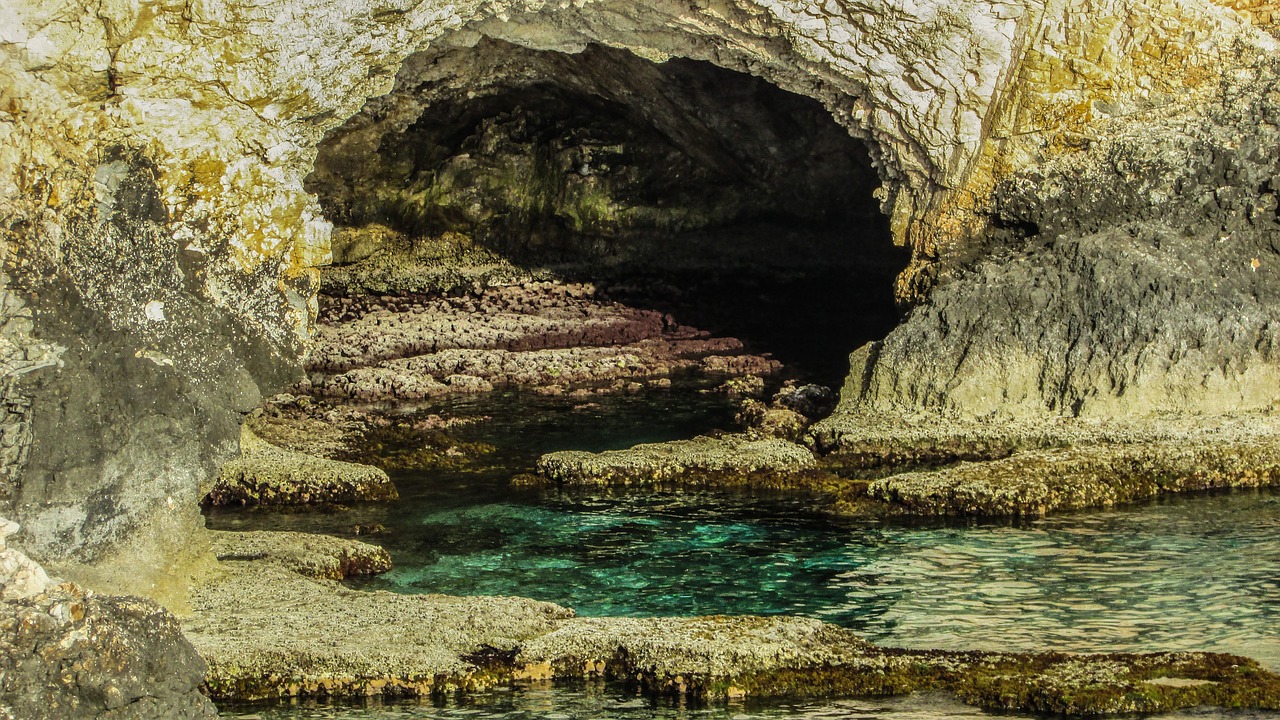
210,390,1280,719
218,687,1278,720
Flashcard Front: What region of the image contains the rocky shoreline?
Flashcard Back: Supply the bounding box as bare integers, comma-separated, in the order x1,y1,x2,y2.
180,528,1280,715
531,410,1280,518
187,287,1280,716
5,0,1280,717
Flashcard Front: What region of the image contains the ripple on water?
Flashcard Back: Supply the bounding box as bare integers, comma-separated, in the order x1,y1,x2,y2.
351,489,1280,670
208,393,1280,718
218,687,1280,720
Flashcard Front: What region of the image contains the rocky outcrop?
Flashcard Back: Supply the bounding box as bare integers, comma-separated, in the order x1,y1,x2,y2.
2,0,1277,583
208,529,391,581
0,519,216,719
302,282,781,402
831,57,1280,423
536,434,816,487
2,1,1279,715
205,427,397,507
185,557,574,701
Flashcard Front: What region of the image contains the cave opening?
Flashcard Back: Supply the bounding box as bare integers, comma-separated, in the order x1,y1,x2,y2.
306,38,908,389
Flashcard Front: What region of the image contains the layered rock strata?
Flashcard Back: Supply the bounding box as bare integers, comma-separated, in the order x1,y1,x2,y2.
205,427,397,507
535,434,817,487
3,0,1278,585
303,281,781,401
532,414,1280,517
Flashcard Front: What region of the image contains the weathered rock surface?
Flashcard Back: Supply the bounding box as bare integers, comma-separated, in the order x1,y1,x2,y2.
867,439,1280,517
304,281,782,401
208,529,390,581
0,518,50,601
2,0,1277,584
536,433,816,487
0,525,216,719
3,0,1280,714
839,55,1280,421
205,427,397,507
185,548,1280,714
185,558,574,700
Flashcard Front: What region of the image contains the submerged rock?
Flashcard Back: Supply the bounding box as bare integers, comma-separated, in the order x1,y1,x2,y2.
204,427,397,507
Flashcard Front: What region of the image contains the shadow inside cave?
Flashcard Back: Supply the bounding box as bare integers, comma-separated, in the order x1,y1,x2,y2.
305,38,909,387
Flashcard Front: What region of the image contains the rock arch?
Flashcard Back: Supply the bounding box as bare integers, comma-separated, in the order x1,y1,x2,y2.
0,0,1275,583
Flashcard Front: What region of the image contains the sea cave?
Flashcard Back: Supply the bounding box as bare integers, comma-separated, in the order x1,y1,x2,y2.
2,2,1280,719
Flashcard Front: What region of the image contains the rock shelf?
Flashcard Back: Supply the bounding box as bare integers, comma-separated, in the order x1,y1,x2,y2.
183,542,1280,714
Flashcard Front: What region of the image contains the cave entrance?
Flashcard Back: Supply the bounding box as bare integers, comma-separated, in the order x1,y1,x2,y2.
307,38,907,389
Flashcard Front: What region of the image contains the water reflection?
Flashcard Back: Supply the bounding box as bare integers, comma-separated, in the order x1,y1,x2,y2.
210,390,1280,719
219,686,1279,720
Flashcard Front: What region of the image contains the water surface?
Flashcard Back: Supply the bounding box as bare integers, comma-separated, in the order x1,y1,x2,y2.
218,686,1279,720
210,390,1280,718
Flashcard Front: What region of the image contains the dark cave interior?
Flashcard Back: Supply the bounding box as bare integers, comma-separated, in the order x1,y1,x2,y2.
308,40,909,386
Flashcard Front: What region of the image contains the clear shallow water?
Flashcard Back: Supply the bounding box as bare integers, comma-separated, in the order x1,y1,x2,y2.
210,389,1280,718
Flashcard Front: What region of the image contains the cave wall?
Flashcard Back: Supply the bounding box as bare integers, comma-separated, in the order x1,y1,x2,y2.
837,60,1280,420
306,39,890,274
1,0,1278,579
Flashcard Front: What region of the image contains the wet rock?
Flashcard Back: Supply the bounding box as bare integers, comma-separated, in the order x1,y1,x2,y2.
536,433,816,487
716,374,766,398
204,427,397,507
183,552,1280,715
773,383,836,420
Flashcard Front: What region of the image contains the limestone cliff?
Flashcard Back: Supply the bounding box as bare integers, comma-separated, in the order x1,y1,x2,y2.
1,0,1278,590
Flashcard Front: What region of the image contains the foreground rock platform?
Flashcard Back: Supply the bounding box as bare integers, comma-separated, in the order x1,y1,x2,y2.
183,539,1280,715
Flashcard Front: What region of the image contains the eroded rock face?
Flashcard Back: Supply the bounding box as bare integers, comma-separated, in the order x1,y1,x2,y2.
0,587,218,720
0,518,216,719
308,40,885,260
1,0,1277,584
834,57,1280,420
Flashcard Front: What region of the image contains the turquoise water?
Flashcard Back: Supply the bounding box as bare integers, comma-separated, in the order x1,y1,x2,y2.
210,390,1280,718
354,487,1280,668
